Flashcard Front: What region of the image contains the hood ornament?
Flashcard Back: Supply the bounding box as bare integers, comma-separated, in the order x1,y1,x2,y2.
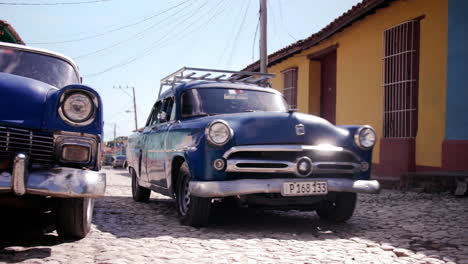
295,124,305,136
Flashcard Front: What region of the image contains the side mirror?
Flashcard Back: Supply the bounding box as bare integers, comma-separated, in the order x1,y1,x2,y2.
157,111,167,123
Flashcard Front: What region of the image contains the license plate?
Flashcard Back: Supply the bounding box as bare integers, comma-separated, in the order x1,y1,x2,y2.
281,181,328,196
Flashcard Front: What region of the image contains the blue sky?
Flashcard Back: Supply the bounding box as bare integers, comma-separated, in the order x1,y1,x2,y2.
2,0,361,140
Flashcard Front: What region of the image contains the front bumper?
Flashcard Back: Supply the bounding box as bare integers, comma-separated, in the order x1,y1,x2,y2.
189,178,381,198
0,154,106,198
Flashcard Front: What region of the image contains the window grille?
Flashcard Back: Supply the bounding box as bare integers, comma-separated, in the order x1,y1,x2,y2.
282,68,298,109
383,20,420,138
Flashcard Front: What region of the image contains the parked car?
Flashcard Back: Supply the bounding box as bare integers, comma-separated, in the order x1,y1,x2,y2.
112,155,127,168
0,42,105,238
102,153,114,166
127,67,380,227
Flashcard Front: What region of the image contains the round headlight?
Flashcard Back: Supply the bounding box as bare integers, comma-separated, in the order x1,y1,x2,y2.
206,120,233,146
59,92,96,126
354,126,377,149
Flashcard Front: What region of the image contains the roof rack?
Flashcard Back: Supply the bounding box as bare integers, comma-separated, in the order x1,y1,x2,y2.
158,67,275,99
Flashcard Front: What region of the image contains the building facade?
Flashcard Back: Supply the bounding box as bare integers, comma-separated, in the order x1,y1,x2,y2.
244,0,468,180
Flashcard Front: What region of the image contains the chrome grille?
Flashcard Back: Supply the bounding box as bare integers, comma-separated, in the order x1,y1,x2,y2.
0,126,55,163
222,145,363,177
228,150,358,163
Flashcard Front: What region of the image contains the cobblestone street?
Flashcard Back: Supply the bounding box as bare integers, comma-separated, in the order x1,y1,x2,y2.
1,167,467,264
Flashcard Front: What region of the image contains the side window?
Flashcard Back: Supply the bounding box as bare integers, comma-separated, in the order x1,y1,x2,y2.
162,97,174,121
146,101,162,127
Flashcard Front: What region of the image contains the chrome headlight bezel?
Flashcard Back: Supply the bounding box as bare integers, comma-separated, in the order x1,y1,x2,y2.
354,125,377,150
205,120,233,146
58,90,98,127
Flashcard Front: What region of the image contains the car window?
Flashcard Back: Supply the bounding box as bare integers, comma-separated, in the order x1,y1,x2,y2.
181,88,288,117
146,101,162,127
162,97,175,122
0,47,79,88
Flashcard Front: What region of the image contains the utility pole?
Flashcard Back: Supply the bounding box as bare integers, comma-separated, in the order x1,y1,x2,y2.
113,85,138,131
113,123,116,155
259,0,268,73
131,86,138,131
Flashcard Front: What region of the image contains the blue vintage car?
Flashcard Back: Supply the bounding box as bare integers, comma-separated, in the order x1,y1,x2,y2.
0,42,105,238
127,67,380,227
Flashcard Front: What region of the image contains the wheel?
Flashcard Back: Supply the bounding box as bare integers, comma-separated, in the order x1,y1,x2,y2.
176,162,211,227
131,168,151,202
56,198,94,239
316,192,357,222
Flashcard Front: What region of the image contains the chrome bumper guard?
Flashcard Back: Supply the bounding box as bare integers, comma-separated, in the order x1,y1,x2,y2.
0,154,106,198
189,178,381,198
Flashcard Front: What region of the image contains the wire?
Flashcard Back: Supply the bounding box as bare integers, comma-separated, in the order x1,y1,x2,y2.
0,0,111,5
84,0,215,78
225,0,252,68
268,0,283,47
251,14,260,63
28,0,191,44
279,0,297,41
73,0,194,59
155,0,228,51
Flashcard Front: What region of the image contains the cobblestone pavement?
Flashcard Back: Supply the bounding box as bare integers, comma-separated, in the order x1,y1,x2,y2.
1,167,467,264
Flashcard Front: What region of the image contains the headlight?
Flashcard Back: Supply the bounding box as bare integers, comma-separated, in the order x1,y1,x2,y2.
354,126,377,149
205,120,233,146
59,91,96,126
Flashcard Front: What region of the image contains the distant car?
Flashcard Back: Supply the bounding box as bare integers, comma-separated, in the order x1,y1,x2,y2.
112,155,126,168
127,67,380,227
102,153,113,166
0,42,105,238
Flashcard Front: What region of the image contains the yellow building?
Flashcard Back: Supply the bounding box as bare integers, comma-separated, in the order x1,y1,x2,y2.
244,0,468,180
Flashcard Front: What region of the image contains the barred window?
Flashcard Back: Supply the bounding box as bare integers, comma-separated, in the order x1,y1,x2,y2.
383,19,420,138
282,67,298,109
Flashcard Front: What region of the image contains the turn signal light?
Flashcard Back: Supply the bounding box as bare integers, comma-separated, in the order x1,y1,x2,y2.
62,145,90,163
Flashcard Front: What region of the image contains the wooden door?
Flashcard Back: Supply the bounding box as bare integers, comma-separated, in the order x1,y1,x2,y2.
320,50,337,124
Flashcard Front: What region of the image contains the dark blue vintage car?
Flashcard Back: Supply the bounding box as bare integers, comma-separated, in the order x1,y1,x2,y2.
127,67,380,227
0,42,105,238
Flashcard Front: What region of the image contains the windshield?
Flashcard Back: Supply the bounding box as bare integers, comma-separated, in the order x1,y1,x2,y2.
181,88,288,117
0,47,79,88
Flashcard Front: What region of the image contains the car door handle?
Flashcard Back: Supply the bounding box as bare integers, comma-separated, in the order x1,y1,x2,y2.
151,126,158,131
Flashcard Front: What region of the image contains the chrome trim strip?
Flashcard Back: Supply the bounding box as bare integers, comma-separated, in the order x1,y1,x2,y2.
226,159,296,174
222,144,360,161
12,153,28,196
226,159,360,175
189,179,381,198
0,167,106,198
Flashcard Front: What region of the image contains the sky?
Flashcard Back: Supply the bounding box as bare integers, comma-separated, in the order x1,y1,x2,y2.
2,0,361,141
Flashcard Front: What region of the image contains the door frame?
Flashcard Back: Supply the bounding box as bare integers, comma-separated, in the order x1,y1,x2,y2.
308,44,339,124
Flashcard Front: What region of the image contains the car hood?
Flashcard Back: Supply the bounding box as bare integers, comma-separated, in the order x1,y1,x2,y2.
198,111,352,147
0,72,56,129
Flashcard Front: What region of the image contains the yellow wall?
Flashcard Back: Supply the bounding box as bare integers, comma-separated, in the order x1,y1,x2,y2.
268,0,448,167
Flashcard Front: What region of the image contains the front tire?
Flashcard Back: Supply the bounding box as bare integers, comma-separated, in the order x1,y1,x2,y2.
176,162,211,227
131,168,151,202
56,198,94,239
316,192,357,222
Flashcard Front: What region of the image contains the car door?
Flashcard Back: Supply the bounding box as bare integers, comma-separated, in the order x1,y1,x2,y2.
141,101,162,184
146,97,175,188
